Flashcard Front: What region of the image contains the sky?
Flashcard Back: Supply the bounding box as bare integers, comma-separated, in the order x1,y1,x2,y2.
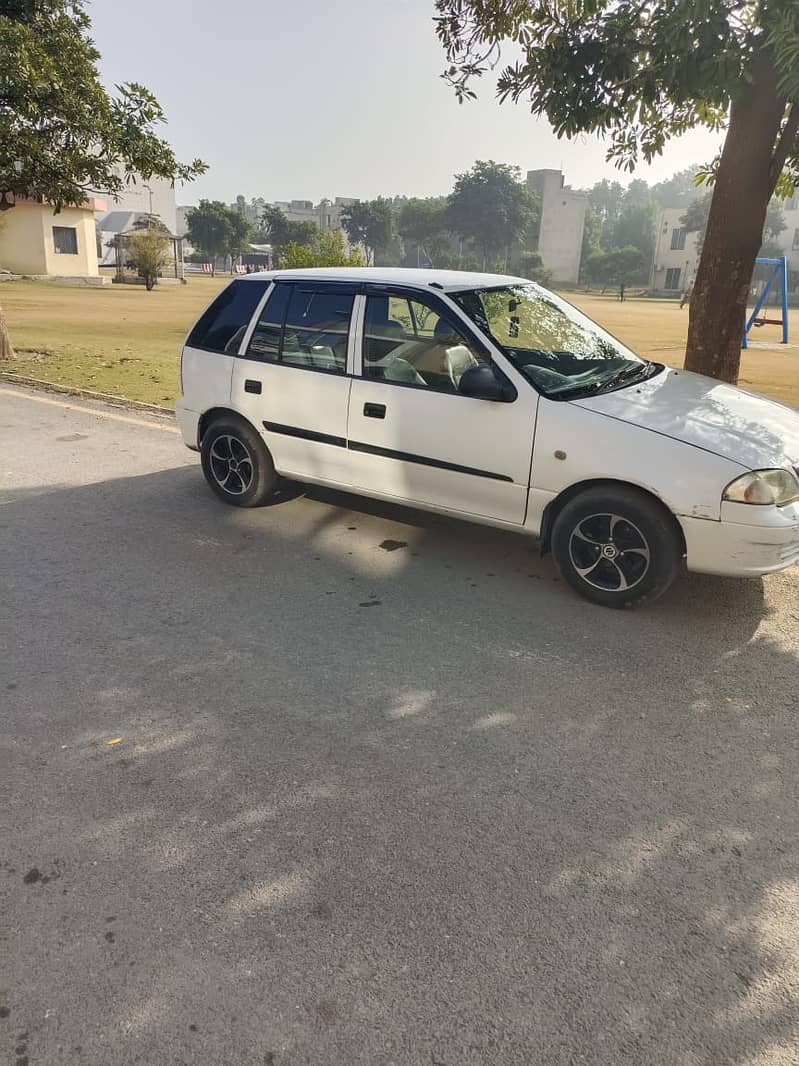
89,0,724,207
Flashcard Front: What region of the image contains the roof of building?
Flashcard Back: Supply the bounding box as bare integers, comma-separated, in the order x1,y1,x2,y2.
238,267,528,291
96,210,143,233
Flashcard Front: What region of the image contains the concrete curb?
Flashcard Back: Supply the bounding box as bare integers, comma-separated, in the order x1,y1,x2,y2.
0,370,175,417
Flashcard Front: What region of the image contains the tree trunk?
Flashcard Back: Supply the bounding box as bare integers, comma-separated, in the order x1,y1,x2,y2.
684,52,785,382
0,303,15,360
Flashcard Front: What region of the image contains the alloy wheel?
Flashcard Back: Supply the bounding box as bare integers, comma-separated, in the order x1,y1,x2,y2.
568,512,651,592
208,434,254,496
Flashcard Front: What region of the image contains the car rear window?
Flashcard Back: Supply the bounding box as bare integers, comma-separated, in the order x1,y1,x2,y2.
186,279,269,354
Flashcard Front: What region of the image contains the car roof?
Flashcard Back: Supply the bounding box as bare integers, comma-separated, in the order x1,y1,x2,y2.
236,267,528,292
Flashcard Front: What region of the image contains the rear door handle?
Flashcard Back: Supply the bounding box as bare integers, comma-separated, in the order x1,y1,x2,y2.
244,379,262,394
363,402,386,419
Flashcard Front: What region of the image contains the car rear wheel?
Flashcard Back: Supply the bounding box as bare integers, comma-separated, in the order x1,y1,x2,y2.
201,418,277,507
551,486,682,608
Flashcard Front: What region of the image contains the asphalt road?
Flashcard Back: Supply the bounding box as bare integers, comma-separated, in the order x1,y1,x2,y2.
2,383,799,1066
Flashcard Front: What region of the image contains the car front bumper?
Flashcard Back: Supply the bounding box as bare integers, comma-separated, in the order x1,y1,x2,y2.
681,503,799,577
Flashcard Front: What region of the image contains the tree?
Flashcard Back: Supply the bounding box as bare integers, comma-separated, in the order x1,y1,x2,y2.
683,194,786,258
126,228,171,290
132,213,170,234
651,167,703,208
516,251,554,287
261,206,319,252
279,231,364,269
446,160,537,268
583,247,648,288
398,198,450,265
681,194,714,242
340,198,394,265
226,211,252,261
0,0,205,358
580,206,603,280
186,201,232,275
613,201,656,269
586,180,626,251
624,179,652,210
436,0,799,384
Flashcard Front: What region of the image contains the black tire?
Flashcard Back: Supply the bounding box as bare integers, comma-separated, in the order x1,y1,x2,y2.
551,486,682,608
200,417,277,508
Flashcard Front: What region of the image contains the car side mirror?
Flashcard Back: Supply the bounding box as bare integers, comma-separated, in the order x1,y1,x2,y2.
458,363,516,402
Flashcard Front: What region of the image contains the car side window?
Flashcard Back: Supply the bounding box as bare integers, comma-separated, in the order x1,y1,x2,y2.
362,293,486,393
187,279,269,354
248,283,290,361
246,285,353,374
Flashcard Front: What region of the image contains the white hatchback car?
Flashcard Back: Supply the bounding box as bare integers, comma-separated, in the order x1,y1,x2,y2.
176,268,799,608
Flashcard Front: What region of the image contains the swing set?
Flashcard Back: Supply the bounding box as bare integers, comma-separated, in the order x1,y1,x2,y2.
742,255,789,348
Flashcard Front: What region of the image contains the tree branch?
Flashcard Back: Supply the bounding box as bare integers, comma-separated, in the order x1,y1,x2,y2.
769,101,799,197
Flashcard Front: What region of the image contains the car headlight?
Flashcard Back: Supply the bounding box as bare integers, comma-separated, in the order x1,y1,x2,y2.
723,469,799,506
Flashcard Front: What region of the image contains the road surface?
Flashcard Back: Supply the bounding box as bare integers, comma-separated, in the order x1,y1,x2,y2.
2,384,799,1065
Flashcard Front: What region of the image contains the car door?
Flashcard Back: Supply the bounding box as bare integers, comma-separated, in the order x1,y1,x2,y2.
231,281,357,485
346,288,538,525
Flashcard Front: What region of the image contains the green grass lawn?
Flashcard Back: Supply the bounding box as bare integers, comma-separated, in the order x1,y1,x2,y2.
1,277,798,409
1,275,228,406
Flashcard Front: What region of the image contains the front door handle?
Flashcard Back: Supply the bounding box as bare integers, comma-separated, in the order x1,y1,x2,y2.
363,402,386,419
244,379,262,394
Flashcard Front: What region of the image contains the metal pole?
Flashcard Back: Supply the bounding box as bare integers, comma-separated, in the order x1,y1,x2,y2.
781,255,789,344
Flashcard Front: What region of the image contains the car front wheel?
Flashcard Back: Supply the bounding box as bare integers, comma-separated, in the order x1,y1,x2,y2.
200,418,277,507
551,486,682,608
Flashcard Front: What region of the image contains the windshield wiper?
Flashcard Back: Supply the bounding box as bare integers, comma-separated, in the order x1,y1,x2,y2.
549,362,661,401
599,362,656,388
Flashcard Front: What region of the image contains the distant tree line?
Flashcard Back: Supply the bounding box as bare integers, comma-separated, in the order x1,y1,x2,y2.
212,162,545,276
188,160,792,286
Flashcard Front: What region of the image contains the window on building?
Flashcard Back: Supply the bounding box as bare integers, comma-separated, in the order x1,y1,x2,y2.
792,228,799,251
664,267,682,290
247,284,353,373
53,226,78,255
186,278,269,354
786,198,797,212
670,227,686,251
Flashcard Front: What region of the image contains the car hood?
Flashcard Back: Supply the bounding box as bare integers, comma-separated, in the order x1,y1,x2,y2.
573,367,799,471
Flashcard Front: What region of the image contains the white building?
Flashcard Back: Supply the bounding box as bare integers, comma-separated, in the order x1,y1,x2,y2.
774,196,799,297
651,208,701,294
317,196,358,233
526,169,587,284
176,205,193,237
231,196,267,226
273,199,317,225
651,200,799,299
94,174,179,267
94,175,177,234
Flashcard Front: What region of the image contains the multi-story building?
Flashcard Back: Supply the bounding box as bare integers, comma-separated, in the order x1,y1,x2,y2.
651,208,701,295
651,200,799,300
231,196,267,226
317,197,358,233
526,169,587,284
273,199,317,225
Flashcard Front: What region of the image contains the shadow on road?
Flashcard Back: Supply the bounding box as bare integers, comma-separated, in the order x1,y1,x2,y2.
2,464,798,1064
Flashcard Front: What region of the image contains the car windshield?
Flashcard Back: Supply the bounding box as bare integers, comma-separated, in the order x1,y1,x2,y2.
451,283,659,398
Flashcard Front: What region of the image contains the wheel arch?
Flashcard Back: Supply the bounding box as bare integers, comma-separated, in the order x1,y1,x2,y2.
538,478,687,557
197,406,260,448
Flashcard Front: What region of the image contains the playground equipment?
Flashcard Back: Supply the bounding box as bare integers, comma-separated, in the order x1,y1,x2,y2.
742,255,789,348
